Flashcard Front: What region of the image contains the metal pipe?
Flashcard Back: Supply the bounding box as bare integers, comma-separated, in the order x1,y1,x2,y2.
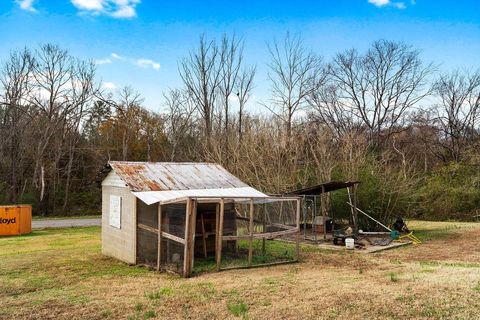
346,202,391,232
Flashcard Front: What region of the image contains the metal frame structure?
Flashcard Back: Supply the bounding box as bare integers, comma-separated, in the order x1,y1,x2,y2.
286,181,360,243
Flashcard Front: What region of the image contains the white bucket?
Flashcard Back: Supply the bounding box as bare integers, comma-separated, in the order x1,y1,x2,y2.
345,238,355,250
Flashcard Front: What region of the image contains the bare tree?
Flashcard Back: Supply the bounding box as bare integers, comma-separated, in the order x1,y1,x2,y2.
163,89,196,161
218,34,244,135
331,40,434,146
179,35,221,139
267,33,323,140
62,60,97,210
307,73,357,138
433,69,480,162
14,44,98,214
102,86,144,161
235,66,255,142
0,48,34,202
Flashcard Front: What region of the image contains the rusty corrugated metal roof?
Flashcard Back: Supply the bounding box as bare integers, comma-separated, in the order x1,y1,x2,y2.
108,161,249,192
285,181,360,195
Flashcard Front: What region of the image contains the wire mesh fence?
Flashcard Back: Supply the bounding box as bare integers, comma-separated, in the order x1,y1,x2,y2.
136,197,300,276
193,198,299,273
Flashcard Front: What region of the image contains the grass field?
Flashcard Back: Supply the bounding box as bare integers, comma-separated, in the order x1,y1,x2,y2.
1,221,480,319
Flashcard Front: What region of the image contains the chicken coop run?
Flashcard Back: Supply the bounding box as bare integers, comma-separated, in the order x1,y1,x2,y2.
287,181,360,242
101,161,301,277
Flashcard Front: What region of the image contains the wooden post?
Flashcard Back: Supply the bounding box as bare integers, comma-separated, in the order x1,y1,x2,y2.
262,203,266,255
156,204,162,271
248,198,254,267
296,198,301,261
215,199,225,271
321,185,326,240
183,198,196,278
352,184,358,235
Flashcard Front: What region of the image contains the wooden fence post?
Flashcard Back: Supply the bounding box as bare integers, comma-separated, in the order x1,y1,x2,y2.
296,198,301,261
216,198,225,271
183,198,196,277
248,198,254,267
157,204,162,271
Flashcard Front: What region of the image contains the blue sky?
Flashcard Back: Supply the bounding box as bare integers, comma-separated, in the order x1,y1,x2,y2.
0,0,479,112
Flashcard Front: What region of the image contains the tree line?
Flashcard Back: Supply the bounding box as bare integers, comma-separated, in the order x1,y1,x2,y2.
1,35,479,220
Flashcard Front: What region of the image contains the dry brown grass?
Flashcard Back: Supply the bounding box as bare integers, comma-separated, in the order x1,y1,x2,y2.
1,221,480,319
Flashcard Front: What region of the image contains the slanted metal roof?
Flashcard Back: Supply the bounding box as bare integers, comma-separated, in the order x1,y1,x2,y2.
133,187,268,205
105,161,269,205
286,181,360,195
107,161,249,192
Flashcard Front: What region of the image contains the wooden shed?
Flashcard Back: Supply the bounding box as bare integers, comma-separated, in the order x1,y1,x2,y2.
101,161,301,277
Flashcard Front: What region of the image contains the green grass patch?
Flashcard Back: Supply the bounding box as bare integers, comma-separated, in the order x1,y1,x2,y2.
227,300,249,318
193,239,296,273
389,272,399,282
143,310,156,319
473,282,480,292
145,287,174,300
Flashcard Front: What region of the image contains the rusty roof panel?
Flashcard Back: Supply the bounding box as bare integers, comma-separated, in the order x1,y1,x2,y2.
108,161,249,192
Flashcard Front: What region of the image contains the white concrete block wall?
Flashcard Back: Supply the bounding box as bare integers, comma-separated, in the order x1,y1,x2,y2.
101,185,137,264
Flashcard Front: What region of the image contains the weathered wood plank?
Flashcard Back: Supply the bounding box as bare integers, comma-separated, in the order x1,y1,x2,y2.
296,198,301,260
161,231,185,245
222,228,298,241
157,204,162,271
138,223,157,234
183,198,194,277
216,199,225,271
248,199,254,267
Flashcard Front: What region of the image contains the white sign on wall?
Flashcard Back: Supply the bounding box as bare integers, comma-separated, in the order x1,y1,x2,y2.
109,195,122,229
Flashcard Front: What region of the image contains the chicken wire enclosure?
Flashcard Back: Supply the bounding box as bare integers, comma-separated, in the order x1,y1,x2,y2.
136,202,187,275
135,196,300,277
199,197,301,273
291,182,360,243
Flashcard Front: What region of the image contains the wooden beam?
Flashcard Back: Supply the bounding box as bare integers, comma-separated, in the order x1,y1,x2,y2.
190,200,197,273
248,198,254,267
157,204,162,271
161,231,185,245
321,185,326,240
183,198,191,277
216,198,225,271
183,198,196,278
296,198,301,261
262,204,266,255
222,228,298,240
138,223,157,234
220,259,298,271
351,185,359,235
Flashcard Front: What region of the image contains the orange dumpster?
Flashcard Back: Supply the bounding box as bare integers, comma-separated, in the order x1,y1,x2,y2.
0,205,32,236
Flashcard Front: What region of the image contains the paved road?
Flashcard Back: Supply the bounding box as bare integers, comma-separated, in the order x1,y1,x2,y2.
32,218,101,229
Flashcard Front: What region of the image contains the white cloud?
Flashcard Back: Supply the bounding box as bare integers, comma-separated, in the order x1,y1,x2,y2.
95,58,112,65
16,0,37,12
136,59,160,70
103,53,160,71
71,0,103,10
368,0,406,9
102,82,117,90
111,5,136,18
368,0,390,7
71,0,141,19
111,53,123,59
